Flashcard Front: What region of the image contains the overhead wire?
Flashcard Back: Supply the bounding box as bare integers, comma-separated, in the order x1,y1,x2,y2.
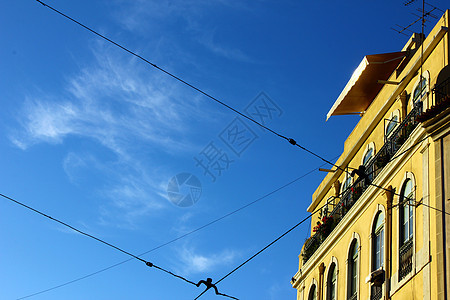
390,192,450,216
0,193,197,287
34,0,345,173
27,1,448,298
14,159,336,299
194,132,446,299
193,196,332,299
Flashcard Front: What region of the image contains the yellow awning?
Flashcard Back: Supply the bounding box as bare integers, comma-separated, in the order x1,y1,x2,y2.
326,51,407,120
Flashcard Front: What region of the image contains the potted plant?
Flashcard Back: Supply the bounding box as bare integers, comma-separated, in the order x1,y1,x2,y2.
351,186,363,202
313,215,335,242
301,236,320,263
405,122,415,137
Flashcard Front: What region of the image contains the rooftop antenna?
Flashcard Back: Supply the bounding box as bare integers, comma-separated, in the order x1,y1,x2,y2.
391,1,443,36
391,0,444,93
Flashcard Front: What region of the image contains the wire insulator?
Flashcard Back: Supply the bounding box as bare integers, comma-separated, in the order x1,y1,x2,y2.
288,138,297,145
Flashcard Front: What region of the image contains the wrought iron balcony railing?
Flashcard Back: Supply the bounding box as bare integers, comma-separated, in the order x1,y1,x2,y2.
399,238,413,280
371,285,383,300
302,102,422,264
348,293,358,300
432,77,450,106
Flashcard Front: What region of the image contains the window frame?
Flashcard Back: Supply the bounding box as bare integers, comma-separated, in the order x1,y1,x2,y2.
399,179,414,244
369,208,386,300
341,171,353,195
346,233,360,300
308,280,317,300
410,71,430,109
397,172,416,283
372,211,385,271
361,142,375,166
361,142,375,182
385,109,400,139
326,257,339,300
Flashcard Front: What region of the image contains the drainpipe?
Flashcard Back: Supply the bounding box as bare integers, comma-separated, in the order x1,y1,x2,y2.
384,185,395,300
319,262,325,300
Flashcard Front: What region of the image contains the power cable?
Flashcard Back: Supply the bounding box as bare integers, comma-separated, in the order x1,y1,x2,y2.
15,159,336,299
194,133,440,299
193,200,330,299
390,192,450,216
0,193,197,288
34,0,344,173
27,2,447,297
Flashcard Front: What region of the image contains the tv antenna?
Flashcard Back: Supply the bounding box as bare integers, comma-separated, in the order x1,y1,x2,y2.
391,1,444,36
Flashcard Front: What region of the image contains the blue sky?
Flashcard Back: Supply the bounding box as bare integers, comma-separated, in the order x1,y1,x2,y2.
1,1,447,299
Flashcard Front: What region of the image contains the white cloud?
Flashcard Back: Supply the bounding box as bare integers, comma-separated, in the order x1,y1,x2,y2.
176,245,238,275
11,44,208,226
15,44,202,155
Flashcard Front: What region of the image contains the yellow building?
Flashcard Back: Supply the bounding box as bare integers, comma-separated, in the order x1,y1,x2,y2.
292,10,450,300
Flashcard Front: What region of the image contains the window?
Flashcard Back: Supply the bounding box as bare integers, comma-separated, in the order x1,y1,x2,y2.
327,263,337,300
341,172,353,209
363,147,374,166
413,76,427,103
308,284,317,300
411,72,429,109
362,143,375,182
400,180,414,244
372,212,385,270
399,178,414,281
371,212,384,300
348,240,359,299
385,115,398,136
385,110,400,138
341,172,352,193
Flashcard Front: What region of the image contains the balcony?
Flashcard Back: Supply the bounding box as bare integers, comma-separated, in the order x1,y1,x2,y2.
417,77,450,123
302,102,423,264
371,285,383,300
399,238,413,280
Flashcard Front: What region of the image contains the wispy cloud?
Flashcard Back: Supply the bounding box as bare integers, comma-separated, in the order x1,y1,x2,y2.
10,44,207,226
112,0,253,62
175,244,238,275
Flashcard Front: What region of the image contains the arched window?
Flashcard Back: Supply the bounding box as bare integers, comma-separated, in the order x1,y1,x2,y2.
386,115,398,136
399,178,414,281
363,147,374,166
341,172,352,194
372,212,385,271
371,212,385,300
327,263,337,300
385,110,400,138
362,142,375,182
348,239,359,299
400,180,414,244
308,283,317,300
411,72,430,109
413,76,427,103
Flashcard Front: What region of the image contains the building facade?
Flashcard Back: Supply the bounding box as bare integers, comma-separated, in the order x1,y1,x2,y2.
292,10,449,300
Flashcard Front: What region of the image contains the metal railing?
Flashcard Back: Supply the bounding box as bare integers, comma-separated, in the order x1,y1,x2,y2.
348,293,358,300
371,286,382,300
399,238,413,280
302,102,422,263
432,77,450,106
